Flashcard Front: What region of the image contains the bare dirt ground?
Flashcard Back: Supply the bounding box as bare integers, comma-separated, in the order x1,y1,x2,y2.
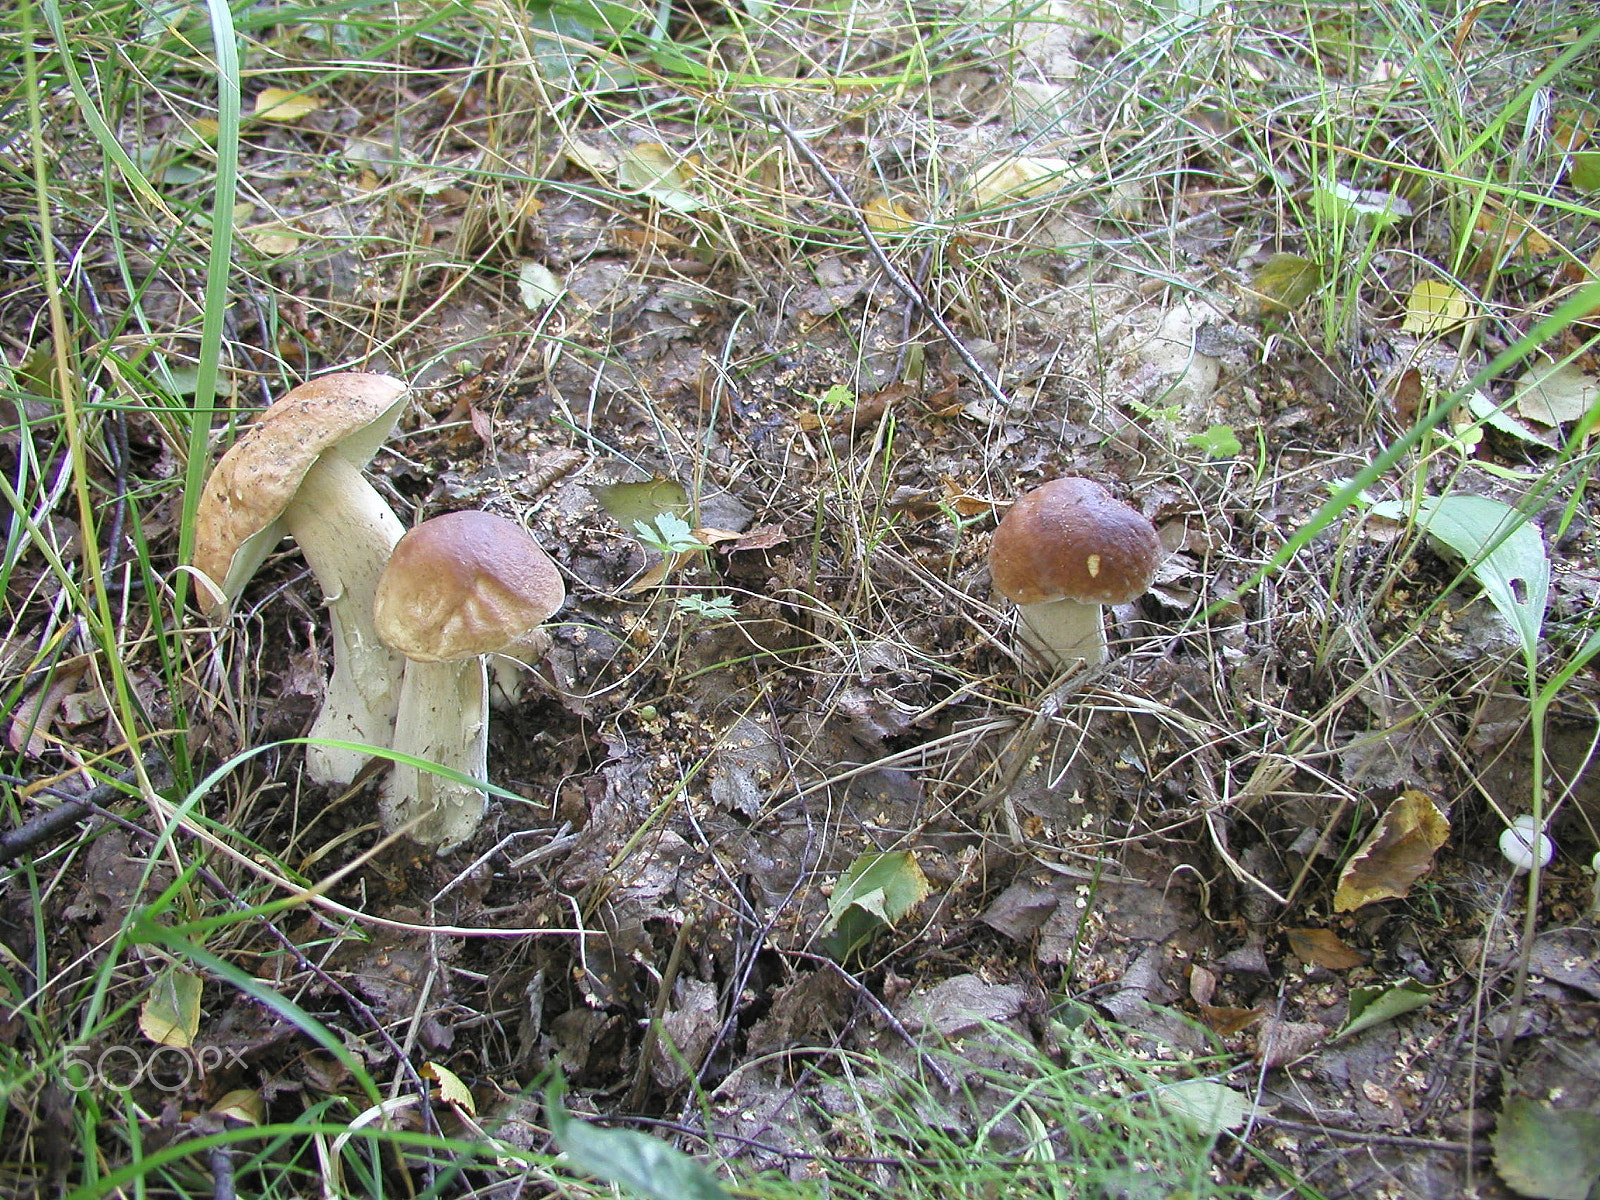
5,1,1600,1196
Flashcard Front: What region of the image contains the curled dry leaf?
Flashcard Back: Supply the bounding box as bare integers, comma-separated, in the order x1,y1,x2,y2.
1333,789,1450,912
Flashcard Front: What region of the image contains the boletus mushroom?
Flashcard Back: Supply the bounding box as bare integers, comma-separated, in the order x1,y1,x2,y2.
371,510,565,851
191,373,410,785
988,477,1161,670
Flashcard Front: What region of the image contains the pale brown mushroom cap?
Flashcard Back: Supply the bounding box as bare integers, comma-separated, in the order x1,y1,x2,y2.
373,511,565,663
989,477,1161,607
192,372,408,603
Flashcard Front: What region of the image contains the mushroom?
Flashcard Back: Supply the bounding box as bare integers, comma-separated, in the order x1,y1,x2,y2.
192,373,410,785
988,477,1161,670
371,510,565,851
1499,814,1554,874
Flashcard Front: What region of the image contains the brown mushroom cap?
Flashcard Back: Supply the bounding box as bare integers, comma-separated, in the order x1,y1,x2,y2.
989,477,1160,607
192,372,408,602
373,511,565,663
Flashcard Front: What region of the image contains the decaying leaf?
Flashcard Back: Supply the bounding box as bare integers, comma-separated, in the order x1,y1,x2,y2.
864,195,914,232
423,1061,477,1116
1286,927,1365,969
617,143,704,213
139,966,204,1048
1333,789,1450,912
1514,355,1599,426
1250,252,1321,315
209,1089,265,1125
967,156,1082,206
592,478,691,531
253,88,325,122
1401,281,1474,335
1493,1095,1600,1200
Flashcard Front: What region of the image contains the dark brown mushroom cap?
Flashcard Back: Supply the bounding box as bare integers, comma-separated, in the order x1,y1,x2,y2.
989,477,1161,606
373,511,565,662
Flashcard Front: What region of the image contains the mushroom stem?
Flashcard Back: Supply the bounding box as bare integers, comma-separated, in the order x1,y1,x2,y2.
279,455,407,784
379,658,490,851
1017,598,1107,669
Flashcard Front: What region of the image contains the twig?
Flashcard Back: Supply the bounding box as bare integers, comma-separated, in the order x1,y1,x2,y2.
0,762,170,865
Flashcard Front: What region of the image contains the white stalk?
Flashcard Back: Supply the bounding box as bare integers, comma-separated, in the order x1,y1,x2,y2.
1017,598,1106,670
379,657,490,851
280,454,406,785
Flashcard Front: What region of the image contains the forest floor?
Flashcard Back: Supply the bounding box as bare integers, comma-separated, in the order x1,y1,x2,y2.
3,1,1600,1197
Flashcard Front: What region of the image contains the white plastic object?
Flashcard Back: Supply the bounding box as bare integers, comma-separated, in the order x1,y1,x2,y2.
1499,814,1554,874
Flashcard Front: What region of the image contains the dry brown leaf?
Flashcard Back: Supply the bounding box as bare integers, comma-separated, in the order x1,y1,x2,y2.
1286,927,1365,970
1333,789,1450,912
1198,1003,1266,1037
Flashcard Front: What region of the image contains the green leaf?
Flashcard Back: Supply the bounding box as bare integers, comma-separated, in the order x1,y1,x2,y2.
546,1078,730,1200
1493,1096,1600,1199
1370,494,1550,655
592,478,691,533
1187,424,1242,458
139,966,204,1048
1335,978,1440,1041
823,851,931,961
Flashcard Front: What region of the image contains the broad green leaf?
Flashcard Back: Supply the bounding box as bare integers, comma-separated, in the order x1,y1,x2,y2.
1493,1096,1600,1199
547,1078,730,1200
139,966,203,1048
1370,494,1550,655
1187,424,1242,458
592,478,691,532
823,851,931,961
1335,978,1440,1041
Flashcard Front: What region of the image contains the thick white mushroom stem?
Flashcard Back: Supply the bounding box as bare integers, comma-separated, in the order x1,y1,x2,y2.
379,658,490,851
1017,598,1107,670
279,454,407,784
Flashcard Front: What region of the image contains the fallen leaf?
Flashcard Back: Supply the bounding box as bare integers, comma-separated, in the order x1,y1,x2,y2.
209,1089,265,1125
864,195,914,232
1313,178,1412,229
423,1061,477,1116
1333,789,1450,912
1514,355,1599,426
246,226,301,255
1336,978,1441,1040
967,156,1083,206
1250,252,1321,314
617,143,703,213
1402,280,1474,335
1286,927,1365,970
1198,1003,1266,1037
253,88,325,122
1254,1018,1325,1068
139,967,203,1049
1493,1096,1600,1200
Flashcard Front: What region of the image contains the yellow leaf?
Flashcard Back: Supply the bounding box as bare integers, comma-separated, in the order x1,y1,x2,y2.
422,1061,477,1116
967,156,1082,206
1402,281,1473,335
1333,790,1450,912
210,1089,265,1125
864,195,914,232
253,88,325,122
246,226,301,255
139,967,203,1048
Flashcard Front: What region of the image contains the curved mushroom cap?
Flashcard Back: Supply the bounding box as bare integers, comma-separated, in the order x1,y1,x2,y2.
373,511,565,663
192,372,408,604
989,477,1161,606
